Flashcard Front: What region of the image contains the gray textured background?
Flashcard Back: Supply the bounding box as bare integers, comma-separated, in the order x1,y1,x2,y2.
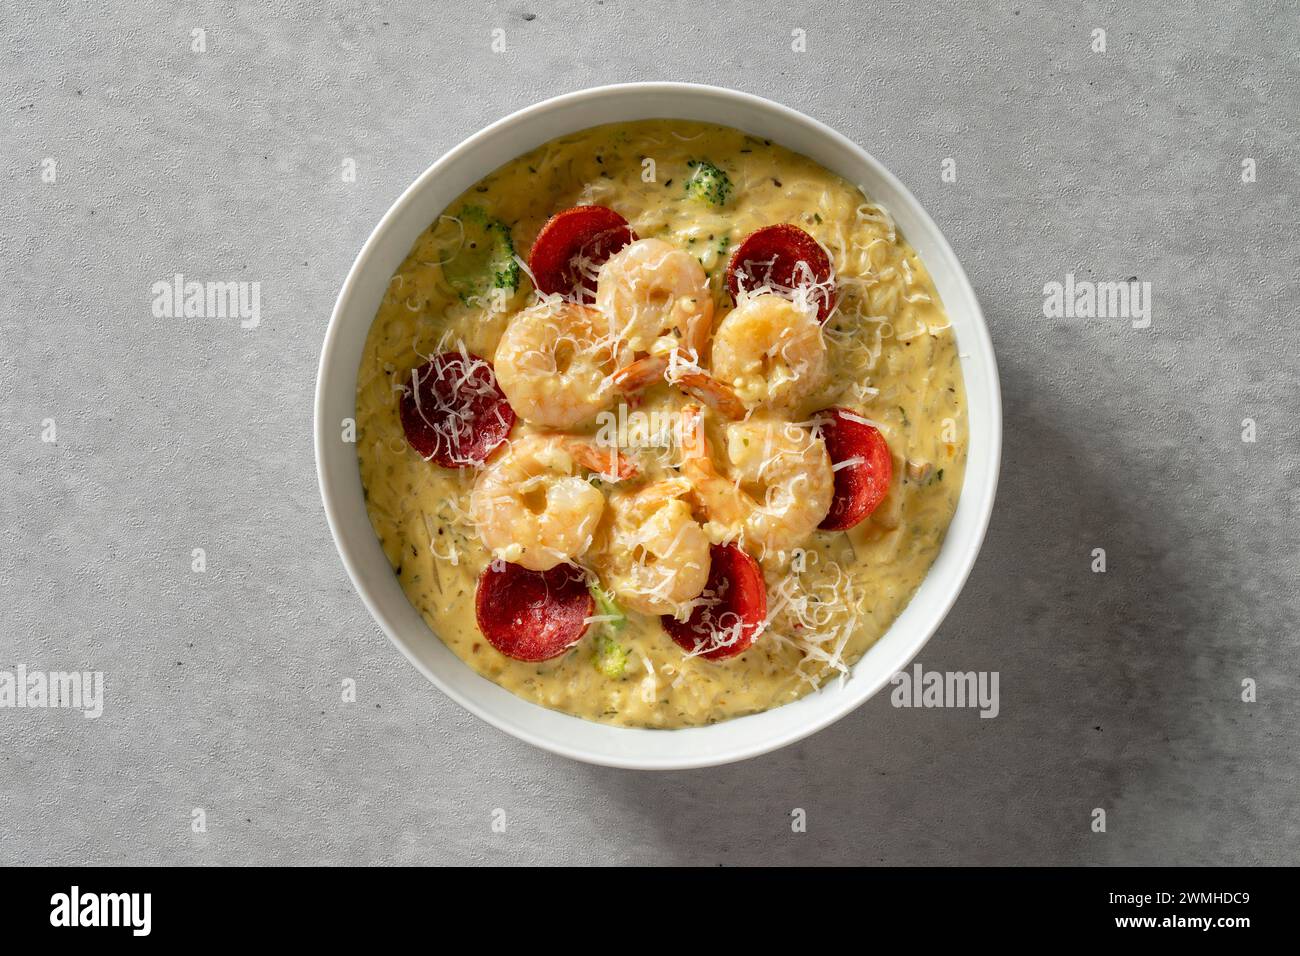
2,0,1296,865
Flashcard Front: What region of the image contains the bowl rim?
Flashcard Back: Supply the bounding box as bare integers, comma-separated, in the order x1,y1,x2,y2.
315,81,1002,769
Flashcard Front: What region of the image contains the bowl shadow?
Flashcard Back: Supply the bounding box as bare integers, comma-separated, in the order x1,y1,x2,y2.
562,364,1208,865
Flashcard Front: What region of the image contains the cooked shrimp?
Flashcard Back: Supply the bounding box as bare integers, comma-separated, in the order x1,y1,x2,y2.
680,405,833,560
611,353,671,393
472,434,635,572
494,300,616,428
672,369,747,420
612,349,747,420
597,237,715,397
594,477,711,616
709,292,828,414
596,238,714,362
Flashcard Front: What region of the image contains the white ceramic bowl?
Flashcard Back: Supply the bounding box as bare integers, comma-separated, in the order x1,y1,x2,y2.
315,82,1001,769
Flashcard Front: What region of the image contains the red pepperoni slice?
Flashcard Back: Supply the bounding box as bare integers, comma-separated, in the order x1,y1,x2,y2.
725,223,837,322
475,562,594,662
399,352,515,468
815,407,894,531
528,205,637,302
662,543,767,661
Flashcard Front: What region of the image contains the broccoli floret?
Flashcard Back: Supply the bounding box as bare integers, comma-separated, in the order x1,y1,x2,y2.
684,159,732,206
592,586,624,626
590,587,629,679
593,631,629,680
441,205,519,303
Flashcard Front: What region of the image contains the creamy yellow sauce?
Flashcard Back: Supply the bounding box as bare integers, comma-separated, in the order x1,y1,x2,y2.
355,120,967,728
